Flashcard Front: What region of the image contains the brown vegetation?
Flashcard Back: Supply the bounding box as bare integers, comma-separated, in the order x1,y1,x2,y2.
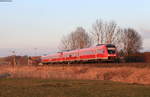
0,64,150,85
59,27,92,50
144,52,150,63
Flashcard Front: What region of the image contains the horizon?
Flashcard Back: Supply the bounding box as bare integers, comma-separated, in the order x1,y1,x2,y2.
0,0,150,56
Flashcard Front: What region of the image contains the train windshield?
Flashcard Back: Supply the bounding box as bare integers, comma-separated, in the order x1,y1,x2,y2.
107,48,116,54
105,44,116,54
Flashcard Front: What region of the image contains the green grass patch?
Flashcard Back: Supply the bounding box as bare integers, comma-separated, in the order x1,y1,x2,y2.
0,78,150,97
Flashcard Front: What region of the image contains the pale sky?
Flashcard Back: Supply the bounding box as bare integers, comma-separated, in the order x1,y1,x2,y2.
0,0,150,56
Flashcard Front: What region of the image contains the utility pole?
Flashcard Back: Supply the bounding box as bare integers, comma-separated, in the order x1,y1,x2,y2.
12,51,16,66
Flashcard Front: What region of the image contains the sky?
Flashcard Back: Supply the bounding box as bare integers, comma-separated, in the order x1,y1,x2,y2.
0,0,150,56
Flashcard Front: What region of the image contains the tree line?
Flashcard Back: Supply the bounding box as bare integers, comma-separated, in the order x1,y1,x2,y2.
59,19,142,58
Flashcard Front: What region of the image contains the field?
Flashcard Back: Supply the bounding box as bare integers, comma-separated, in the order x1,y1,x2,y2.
0,78,150,97
0,63,150,97
0,63,150,85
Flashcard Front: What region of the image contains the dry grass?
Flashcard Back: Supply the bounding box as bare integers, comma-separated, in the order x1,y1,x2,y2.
0,64,150,85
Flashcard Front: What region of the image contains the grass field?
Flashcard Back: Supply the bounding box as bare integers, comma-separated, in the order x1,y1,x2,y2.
0,78,150,97
1,64,150,85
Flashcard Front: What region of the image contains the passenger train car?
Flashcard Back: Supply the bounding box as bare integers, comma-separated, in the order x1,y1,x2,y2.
41,44,117,64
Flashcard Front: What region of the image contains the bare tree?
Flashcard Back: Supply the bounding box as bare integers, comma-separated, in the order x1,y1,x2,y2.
122,28,143,56
91,19,122,46
59,27,92,50
91,19,143,56
59,35,71,50
59,19,143,58
104,21,117,44
91,19,104,44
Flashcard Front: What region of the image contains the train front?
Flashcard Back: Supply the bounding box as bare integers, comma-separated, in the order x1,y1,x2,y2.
106,44,117,61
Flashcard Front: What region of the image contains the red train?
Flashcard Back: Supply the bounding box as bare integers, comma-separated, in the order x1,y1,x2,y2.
41,44,117,64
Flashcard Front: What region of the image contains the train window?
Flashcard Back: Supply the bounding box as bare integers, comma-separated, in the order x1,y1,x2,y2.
48,56,51,59
51,55,59,59
42,57,47,59
63,54,66,57
80,51,84,55
97,49,104,54
80,50,95,55
64,53,68,57
80,51,86,55
107,48,116,54
83,51,87,55
108,50,116,54
89,51,95,55
64,54,68,57
65,54,72,57
70,53,74,57
72,53,78,57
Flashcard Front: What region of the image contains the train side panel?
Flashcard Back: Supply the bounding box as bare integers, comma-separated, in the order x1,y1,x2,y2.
63,50,79,62
79,48,96,61
96,45,109,60
41,44,117,64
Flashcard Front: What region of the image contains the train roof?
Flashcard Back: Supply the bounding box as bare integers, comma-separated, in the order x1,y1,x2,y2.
96,44,116,47
58,44,116,52
105,44,116,48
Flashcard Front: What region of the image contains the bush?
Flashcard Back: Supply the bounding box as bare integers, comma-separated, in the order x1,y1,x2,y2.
124,53,145,62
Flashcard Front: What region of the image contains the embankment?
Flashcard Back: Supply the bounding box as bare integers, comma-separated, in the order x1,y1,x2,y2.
0,64,150,85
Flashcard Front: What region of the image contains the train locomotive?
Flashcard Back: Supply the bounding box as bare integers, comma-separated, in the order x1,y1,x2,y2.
41,44,117,64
